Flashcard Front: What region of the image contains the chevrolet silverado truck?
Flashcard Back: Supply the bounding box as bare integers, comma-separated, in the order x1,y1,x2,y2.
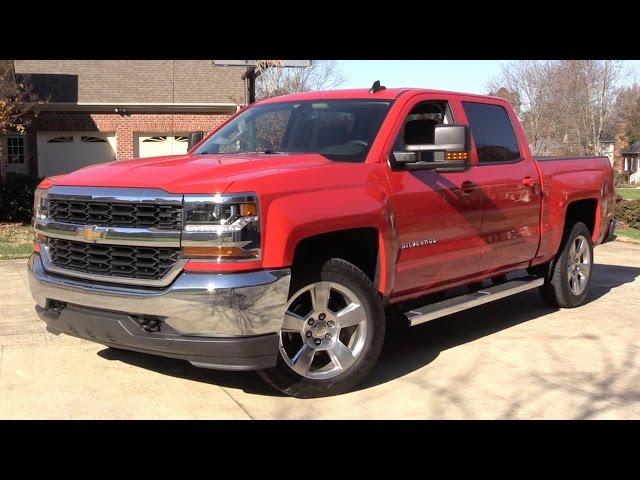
29,85,616,398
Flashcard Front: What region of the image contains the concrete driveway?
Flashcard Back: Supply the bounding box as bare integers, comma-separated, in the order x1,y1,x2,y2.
2,241,640,419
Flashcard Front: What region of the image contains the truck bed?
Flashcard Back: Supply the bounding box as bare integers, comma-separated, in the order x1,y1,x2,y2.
533,155,615,263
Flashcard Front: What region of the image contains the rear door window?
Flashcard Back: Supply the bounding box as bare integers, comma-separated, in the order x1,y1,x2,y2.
462,102,521,163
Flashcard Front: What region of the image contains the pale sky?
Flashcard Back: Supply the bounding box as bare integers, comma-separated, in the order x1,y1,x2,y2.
335,60,640,94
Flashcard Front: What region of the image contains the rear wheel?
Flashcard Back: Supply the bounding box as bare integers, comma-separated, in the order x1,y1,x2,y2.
539,222,594,308
258,258,385,398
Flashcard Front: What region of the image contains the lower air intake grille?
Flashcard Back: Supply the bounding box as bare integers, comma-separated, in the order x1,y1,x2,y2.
49,238,180,280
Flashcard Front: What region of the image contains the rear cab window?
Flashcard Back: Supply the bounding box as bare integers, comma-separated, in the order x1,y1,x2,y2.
462,102,521,163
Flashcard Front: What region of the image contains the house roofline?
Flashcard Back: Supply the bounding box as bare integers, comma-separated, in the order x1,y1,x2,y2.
35,102,240,113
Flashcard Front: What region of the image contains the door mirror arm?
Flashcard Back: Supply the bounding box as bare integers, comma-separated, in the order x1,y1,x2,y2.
188,131,205,151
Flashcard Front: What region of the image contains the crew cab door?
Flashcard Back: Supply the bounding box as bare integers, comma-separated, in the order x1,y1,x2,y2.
459,100,541,272
385,95,483,296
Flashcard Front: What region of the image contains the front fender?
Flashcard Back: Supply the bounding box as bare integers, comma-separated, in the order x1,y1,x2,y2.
261,186,396,296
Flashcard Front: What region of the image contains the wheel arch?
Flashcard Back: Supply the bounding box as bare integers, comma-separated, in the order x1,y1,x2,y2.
564,197,599,240
291,227,381,288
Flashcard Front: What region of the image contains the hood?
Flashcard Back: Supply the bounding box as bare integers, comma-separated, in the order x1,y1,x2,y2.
49,153,333,193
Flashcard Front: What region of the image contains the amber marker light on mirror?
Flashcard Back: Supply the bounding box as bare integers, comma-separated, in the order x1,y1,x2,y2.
445,151,469,161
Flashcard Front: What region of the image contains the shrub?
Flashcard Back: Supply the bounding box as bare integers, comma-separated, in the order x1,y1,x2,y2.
0,173,41,223
614,172,630,188
615,195,640,229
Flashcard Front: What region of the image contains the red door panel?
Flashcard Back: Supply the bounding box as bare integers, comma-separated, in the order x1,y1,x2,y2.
388,169,483,295
383,94,483,296
457,98,542,273
476,161,541,272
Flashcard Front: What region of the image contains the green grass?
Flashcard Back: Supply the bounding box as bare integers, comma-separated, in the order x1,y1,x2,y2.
616,188,640,200
617,226,640,244
0,244,33,258
0,223,33,260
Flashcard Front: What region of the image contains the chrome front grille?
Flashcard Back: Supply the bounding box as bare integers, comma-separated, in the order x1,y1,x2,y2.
49,238,181,281
36,187,186,286
49,199,182,230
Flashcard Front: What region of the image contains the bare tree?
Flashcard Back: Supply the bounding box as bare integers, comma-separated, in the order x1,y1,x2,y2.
255,60,347,100
487,60,628,156
559,60,627,155
488,61,564,155
0,60,41,181
611,83,640,146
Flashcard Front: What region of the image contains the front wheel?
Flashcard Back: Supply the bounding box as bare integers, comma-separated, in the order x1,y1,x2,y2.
258,258,385,398
539,221,594,308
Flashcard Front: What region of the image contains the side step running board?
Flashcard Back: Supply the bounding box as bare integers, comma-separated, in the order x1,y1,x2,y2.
406,276,545,327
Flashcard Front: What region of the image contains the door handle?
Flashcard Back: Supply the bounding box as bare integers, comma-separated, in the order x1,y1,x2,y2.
460,180,477,195
522,176,541,196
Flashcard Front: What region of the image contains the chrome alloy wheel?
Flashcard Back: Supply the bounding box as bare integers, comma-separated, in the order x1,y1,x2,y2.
567,234,591,295
279,281,368,380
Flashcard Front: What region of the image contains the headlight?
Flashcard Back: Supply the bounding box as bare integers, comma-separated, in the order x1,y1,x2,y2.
33,188,49,220
181,193,260,261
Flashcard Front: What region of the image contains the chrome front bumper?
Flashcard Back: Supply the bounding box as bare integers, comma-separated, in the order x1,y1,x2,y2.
28,253,291,337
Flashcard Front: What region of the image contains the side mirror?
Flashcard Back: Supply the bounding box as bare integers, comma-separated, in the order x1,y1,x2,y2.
188,131,204,150
392,124,470,172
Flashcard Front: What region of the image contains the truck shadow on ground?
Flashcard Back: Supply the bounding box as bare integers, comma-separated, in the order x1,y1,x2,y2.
97,262,640,397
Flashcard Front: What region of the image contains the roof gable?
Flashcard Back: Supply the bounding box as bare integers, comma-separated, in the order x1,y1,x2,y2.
622,141,640,155
13,60,244,105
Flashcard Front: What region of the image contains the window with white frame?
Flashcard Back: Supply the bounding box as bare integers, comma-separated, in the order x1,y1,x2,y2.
6,136,26,164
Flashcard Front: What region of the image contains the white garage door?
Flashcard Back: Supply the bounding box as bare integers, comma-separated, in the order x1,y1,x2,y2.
37,132,117,177
136,135,189,158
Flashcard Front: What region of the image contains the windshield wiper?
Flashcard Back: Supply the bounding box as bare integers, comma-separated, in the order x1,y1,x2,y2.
198,150,282,155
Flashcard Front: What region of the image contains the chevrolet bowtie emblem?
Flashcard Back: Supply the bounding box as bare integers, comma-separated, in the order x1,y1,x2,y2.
77,226,103,242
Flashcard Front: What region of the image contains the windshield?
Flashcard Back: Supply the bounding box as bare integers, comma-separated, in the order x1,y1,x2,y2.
193,99,392,162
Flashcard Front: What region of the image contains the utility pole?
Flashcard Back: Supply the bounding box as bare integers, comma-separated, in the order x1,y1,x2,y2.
213,61,312,107
241,67,258,105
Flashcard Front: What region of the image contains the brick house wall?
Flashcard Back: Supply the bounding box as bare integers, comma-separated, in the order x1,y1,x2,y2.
0,137,5,181
27,111,232,177
614,132,627,174
0,61,14,181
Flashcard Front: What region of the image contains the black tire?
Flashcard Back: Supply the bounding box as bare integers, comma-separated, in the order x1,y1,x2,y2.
257,258,385,398
539,222,594,308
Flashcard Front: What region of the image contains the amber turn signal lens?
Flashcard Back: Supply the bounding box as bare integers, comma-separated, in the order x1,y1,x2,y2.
445,151,469,161
34,232,48,252
182,246,255,258
239,202,257,217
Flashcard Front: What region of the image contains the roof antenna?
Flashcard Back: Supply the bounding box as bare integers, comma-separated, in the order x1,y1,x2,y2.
369,80,386,93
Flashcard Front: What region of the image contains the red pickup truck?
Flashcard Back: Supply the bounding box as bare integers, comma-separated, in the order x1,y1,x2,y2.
29,85,616,397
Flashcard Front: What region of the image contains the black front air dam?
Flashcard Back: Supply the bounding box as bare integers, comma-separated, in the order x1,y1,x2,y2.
36,304,279,371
